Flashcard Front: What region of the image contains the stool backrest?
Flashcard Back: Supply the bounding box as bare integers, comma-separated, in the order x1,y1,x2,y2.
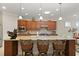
53,40,66,50
37,40,49,53
20,40,33,51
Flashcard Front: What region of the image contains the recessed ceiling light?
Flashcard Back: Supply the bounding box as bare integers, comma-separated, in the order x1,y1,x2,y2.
2,6,6,10
73,14,77,16
39,8,42,10
44,11,50,14
25,13,28,15
56,9,59,11
21,7,24,10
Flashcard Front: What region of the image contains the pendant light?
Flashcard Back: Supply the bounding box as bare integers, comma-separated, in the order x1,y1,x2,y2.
18,3,23,19
40,16,43,20
39,3,43,20
19,16,23,19
58,3,63,21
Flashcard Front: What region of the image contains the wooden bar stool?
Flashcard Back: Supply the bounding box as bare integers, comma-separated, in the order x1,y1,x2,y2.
52,40,66,56
20,40,33,56
37,40,49,56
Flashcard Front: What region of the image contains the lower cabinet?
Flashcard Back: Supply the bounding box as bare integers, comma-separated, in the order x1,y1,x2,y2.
65,40,75,56
4,40,18,56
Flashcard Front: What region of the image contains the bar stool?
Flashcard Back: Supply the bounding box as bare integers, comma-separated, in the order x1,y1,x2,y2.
37,40,49,56
52,40,66,56
20,40,33,56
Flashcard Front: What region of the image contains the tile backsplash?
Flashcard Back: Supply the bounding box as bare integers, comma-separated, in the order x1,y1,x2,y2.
28,28,56,35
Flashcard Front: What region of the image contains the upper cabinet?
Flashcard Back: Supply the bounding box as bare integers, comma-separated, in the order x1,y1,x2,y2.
18,20,57,31
31,21,37,30
18,20,38,31
18,20,27,32
27,21,37,30
26,21,31,30
48,21,56,30
18,20,27,28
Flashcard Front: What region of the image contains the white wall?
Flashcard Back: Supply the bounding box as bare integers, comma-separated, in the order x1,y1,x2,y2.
0,12,3,40
3,12,18,39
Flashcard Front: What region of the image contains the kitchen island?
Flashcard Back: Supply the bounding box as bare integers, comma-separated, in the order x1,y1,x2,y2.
4,36,76,56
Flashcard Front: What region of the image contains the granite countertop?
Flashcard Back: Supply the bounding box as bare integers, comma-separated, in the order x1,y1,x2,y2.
4,35,75,41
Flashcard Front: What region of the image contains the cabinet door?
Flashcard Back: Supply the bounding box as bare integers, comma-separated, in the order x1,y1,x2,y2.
48,21,56,30
27,21,31,30
4,41,18,56
27,21,37,30
18,20,27,28
37,21,41,30
31,21,37,30
18,20,27,31
4,41,13,56
65,40,75,56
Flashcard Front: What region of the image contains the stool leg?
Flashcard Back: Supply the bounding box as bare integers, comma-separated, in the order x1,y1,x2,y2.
45,53,47,56
25,52,26,56
31,52,33,56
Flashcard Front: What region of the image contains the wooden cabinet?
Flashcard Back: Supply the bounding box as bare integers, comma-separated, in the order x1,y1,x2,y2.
65,40,75,56
18,20,27,29
31,21,37,30
37,21,41,30
18,20,38,30
26,21,37,30
18,20,27,26
48,21,56,30
4,40,18,56
18,20,57,31
27,21,31,30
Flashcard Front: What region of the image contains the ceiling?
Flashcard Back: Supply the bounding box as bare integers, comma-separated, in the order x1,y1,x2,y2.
0,3,79,20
